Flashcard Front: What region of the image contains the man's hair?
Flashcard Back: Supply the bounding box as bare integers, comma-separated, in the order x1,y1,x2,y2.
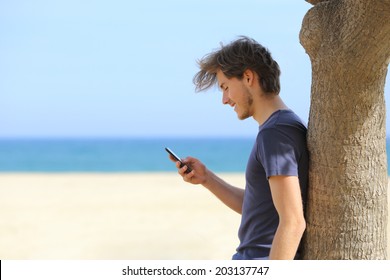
193,36,281,95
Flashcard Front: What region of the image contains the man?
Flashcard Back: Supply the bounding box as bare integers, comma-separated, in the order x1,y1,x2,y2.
170,36,309,260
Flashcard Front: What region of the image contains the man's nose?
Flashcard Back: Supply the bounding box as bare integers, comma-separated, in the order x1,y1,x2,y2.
222,92,230,105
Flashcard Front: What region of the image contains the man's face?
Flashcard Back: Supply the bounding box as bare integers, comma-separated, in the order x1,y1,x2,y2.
216,70,253,120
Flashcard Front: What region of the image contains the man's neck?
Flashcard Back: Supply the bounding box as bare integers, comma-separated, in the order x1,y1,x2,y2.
253,94,289,125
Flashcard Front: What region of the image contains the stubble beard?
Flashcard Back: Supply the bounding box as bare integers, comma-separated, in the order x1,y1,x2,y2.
237,89,254,120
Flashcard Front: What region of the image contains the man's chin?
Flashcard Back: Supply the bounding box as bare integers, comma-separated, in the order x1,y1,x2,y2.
234,107,250,120
237,113,250,121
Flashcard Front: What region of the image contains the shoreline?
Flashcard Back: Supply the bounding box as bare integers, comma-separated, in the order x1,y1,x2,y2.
0,172,388,259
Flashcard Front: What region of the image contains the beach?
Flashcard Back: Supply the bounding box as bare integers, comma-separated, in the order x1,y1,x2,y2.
0,173,389,259
0,173,243,259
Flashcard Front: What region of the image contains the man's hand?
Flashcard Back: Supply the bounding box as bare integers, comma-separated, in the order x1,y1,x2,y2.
169,154,244,214
168,155,208,185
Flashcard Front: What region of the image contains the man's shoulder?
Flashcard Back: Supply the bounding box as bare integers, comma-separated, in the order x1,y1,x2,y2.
256,111,307,151
260,110,306,134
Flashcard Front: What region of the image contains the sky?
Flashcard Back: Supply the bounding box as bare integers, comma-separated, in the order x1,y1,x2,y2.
0,0,389,138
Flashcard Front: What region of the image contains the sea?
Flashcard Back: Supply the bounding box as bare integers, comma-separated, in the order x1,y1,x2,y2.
0,138,255,173
1,137,390,174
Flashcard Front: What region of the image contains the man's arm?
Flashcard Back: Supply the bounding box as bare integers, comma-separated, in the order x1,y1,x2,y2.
173,156,244,214
268,175,306,260
200,170,245,214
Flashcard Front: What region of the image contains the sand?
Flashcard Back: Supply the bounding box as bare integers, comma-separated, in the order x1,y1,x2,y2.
0,173,389,259
0,173,244,259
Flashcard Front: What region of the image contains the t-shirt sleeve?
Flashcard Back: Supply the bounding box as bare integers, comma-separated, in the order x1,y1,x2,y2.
257,128,299,178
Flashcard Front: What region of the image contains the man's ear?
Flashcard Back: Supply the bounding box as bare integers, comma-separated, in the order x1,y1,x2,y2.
243,69,255,86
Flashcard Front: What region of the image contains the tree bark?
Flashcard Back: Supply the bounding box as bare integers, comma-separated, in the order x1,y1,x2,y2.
300,0,390,259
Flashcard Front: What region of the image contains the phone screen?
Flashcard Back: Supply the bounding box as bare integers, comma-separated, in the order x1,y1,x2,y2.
165,147,192,173
165,147,181,162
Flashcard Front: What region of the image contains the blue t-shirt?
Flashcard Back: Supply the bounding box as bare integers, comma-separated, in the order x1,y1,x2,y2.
235,109,309,259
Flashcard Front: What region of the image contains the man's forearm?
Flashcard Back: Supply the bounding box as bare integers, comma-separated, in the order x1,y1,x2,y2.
269,220,306,260
202,170,244,214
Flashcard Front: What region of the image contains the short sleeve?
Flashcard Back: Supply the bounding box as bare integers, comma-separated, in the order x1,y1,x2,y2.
257,128,299,178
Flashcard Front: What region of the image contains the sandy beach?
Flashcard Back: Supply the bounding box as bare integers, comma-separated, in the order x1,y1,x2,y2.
0,173,244,259
0,173,388,259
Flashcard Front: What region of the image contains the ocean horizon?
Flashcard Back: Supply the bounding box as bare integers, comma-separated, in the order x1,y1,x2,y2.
0,137,255,173
1,137,390,174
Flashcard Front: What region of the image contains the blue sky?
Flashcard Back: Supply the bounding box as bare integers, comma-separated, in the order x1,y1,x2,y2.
1,0,389,138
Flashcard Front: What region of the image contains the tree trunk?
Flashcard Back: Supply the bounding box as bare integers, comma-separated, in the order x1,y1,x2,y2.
300,0,390,259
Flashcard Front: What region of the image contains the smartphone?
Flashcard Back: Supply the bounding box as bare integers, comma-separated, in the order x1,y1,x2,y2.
165,147,192,173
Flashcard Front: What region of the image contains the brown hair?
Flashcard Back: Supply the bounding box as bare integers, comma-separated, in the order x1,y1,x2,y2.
193,36,281,95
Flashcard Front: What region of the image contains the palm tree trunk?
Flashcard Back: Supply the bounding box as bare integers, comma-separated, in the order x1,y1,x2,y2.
300,0,390,259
